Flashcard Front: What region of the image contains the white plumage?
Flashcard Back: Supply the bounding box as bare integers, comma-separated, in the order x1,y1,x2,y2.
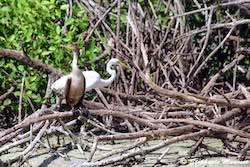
51,58,122,98
83,71,102,92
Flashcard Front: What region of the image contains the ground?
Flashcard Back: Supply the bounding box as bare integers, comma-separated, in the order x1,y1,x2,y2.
1,137,249,167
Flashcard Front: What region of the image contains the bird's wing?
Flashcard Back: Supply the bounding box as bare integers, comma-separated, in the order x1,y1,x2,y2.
82,71,100,92
65,76,72,105
51,75,70,91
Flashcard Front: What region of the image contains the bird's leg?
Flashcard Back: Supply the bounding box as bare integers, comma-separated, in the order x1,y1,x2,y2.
71,106,81,133
72,103,89,131
74,102,90,118
55,96,62,146
55,97,64,112
57,132,60,146
72,106,80,118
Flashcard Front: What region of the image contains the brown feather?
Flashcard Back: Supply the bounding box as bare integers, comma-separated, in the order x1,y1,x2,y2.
79,73,86,102
74,74,86,105
65,77,72,105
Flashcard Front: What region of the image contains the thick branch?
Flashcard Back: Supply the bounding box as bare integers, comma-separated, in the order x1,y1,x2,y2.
0,49,62,76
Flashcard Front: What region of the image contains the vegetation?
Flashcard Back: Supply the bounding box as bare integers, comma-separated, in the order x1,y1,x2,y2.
1,0,249,116
0,0,99,113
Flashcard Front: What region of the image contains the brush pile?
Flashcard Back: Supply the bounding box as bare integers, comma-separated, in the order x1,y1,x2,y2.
1,0,250,166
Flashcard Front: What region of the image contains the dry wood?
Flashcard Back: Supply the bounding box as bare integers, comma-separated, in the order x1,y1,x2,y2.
0,86,15,104
0,49,61,76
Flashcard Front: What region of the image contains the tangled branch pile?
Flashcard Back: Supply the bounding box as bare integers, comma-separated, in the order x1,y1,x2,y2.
1,0,250,166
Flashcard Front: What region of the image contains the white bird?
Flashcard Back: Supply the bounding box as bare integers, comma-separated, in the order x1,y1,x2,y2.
51,58,126,103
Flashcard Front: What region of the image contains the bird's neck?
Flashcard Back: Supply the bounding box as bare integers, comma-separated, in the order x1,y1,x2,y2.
103,62,116,85
97,60,118,89
72,51,79,71
107,62,116,76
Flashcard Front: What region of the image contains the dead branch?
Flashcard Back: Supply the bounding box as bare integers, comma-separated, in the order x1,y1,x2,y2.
0,49,61,76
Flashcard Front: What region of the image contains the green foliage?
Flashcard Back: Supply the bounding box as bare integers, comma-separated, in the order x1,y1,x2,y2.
0,0,94,113
1,0,249,115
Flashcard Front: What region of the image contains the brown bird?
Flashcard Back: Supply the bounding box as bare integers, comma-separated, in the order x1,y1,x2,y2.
57,44,87,116
64,45,85,106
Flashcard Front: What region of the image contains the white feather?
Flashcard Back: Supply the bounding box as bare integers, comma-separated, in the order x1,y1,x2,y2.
83,71,101,92
51,58,120,97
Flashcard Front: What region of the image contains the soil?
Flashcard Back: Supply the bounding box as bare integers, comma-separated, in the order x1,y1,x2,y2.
1,137,249,167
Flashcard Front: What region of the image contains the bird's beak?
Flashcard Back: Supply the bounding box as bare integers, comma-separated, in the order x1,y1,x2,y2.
61,44,74,51
118,61,128,69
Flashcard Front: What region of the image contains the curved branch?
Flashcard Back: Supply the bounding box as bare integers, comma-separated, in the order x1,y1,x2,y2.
0,49,62,76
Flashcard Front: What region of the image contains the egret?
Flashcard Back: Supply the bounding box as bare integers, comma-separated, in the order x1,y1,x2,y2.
51,58,126,106
83,58,126,92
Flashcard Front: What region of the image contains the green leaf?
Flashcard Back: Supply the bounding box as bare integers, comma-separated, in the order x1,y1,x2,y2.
49,46,57,51
3,99,11,106
14,91,21,97
26,90,32,96
121,14,127,24
17,65,25,71
0,36,6,41
30,76,38,82
30,93,38,99
65,18,74,26
1,6,10,12
30,83,37,90
56,26,61,34
77,10,85,17
0,105,5,111
8,34,16,42
42,51,52,56
60,4,68,10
